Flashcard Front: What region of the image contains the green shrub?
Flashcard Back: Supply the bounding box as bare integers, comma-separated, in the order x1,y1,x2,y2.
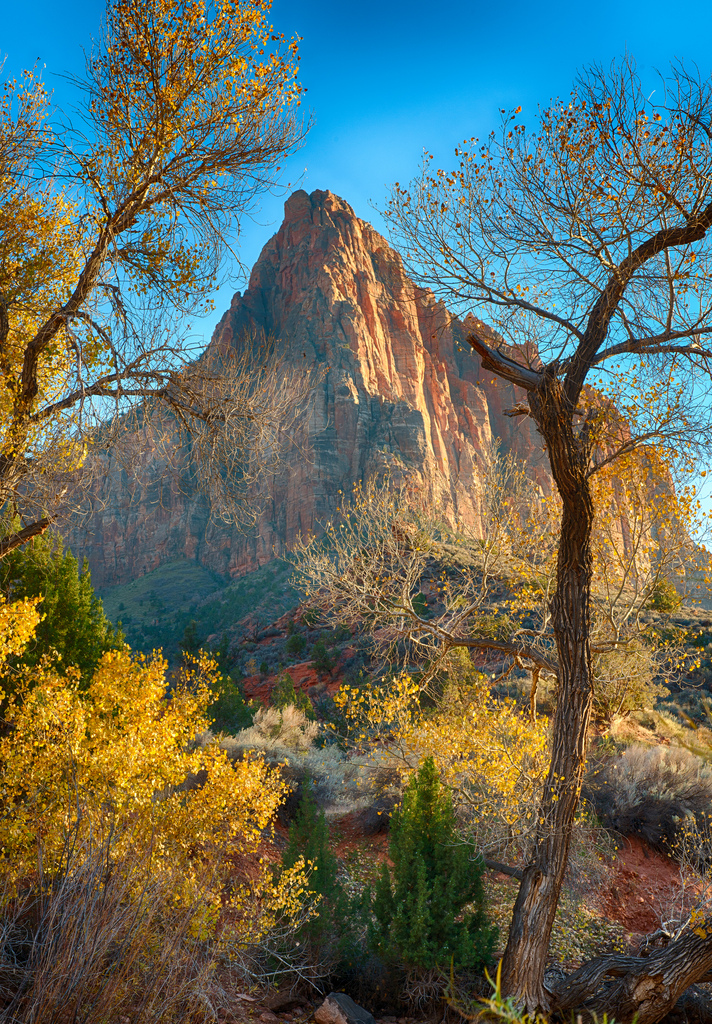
647,579,681,612
286,633,306,658
478,612,516,640
271,671,315,719
207,675,257,733
282,780,349,954
213,632,234,673
181,619,200,655
312,639,334,674
368,757,496,973
592,641,669,722
0,529,122,681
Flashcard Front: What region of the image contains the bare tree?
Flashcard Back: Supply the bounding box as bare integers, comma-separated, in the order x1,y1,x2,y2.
377,57,712,1020
292,440,695,698
290,445,560,681
107,331,319,532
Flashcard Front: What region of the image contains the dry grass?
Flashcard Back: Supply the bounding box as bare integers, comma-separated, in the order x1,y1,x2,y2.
226,705,319,755
0,830,221,1024
585,743,712,854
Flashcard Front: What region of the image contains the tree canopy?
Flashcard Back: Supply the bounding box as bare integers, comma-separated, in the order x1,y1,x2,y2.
0,0,308,551
375,57,712,1019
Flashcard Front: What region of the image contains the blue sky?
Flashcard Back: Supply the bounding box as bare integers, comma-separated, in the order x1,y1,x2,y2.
3,0,712,346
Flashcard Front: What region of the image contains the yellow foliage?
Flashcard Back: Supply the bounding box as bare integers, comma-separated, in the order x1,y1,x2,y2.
0,592,42,674
590,445,698,620
334,672,549,839
0,0,305,534
0,74,91,478
0,647,308,942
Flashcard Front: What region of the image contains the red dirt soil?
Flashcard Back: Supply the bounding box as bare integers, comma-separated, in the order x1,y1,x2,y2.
598,835,684,941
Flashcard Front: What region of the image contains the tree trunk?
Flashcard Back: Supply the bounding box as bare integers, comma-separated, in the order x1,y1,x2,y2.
551,924,712,1023
529,665,540,723
499,374,596,1011
490,374,712,1021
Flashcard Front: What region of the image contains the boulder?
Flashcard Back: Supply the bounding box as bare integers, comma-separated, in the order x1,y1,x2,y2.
314,992,376,1024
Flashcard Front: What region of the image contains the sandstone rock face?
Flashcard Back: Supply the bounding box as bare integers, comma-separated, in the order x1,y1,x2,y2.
66,189,550,590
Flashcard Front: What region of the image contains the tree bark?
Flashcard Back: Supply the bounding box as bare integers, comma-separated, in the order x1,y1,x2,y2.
551,923,712,1023
530,664,540,723
499,372,596,1011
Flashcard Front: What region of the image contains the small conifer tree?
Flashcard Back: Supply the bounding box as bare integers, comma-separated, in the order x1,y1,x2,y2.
271,671,315,719
208,674,256,733
311,639,334,674
181,619,201,655
286,632,306,658
0,528,122,680
282,779,347,951
369,757,496,972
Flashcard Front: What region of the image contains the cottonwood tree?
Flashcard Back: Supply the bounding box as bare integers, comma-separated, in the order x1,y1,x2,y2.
355,58,712,1020
0,0,309,553
292,456,701,1017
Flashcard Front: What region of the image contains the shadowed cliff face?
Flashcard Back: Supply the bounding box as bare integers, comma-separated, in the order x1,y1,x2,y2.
66,189,550,590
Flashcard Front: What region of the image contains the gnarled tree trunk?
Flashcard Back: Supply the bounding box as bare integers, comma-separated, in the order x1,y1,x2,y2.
500,374,596,1010
496,374,712,1022
552,926,712,1023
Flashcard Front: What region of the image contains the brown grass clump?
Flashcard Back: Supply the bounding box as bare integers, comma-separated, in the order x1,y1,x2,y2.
585,743,712,855
0,831,219,1024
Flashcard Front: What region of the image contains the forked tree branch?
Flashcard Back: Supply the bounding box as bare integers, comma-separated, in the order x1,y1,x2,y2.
466,329,541,390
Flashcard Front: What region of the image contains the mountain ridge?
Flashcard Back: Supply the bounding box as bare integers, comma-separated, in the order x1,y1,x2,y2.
65,189,550,591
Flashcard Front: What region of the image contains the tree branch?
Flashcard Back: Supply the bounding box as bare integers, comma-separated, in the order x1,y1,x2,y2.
565,201,712,408
466,326,541,391
0,517,53,558
484,858,524,880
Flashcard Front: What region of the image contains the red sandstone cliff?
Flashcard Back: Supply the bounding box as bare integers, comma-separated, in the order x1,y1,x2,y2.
66,189,550,590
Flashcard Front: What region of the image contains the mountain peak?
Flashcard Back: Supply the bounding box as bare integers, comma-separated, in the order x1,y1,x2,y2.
283,188,355,223
66,191,549,589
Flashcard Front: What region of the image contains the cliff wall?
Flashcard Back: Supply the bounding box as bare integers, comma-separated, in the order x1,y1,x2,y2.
66,189,550,589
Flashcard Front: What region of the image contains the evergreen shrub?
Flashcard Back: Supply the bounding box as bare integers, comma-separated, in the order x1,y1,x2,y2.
208,674,257,733
282,779,349,954
271,671,315,719
647,579,681,612
368,757,496,973
286,633,306,657
0,529,122,680
312,639,334,674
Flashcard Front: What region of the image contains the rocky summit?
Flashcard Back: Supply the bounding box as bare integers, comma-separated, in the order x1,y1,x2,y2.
66,189,550,590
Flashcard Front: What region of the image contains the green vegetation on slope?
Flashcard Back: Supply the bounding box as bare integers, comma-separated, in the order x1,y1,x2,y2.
99,558,300,663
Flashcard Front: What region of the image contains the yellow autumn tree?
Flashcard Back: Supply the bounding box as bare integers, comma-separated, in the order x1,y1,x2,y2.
0,648,306,927
333,670,549,860
0,641,313,1019
0,0,309,553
